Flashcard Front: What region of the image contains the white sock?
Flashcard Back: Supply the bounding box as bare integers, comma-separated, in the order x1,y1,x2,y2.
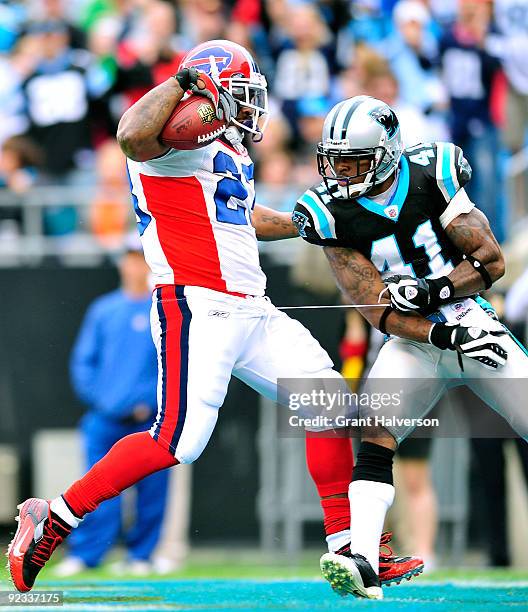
348,480,395,574
326,529,350,553
50,496,83,528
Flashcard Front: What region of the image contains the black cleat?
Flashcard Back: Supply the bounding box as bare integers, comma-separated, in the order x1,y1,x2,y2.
320,551,382,599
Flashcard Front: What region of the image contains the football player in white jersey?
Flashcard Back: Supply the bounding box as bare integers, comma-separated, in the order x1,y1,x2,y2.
7,42,422,596
293,95,528,599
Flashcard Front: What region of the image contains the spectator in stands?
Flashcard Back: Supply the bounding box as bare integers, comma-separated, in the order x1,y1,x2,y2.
141,0,186,86
386,0,446,115
0,53,28,147
0,135,43,194
179,0,227,46
439,0,504,241
494,0,528,156
358,51,432,146
17,19,103,236
338,0,394,55
32,0,87,49
55,236,169,576
294,95,330,185
20,19,96,180
0,135,42,234
248,98,291,160
256,150,297,213
505,267,528,343
335,43,383,102
493,0,528,219
0,1,26,53
89,140,131,248
273,3,334,137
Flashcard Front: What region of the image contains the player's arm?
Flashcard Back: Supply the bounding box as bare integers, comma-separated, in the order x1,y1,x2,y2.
117,66,236,162
116,77,186,162
323,246,433,342
385,143,504,313
251,204,300,240
444,208,505,295
325,246,508,369
385,208,505,313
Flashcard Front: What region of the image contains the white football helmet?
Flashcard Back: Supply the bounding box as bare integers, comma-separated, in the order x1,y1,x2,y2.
317,96,403,198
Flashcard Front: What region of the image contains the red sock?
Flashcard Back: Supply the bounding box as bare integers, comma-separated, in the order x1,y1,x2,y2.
321,497,351,536
63,432,178,518
305,433,353,536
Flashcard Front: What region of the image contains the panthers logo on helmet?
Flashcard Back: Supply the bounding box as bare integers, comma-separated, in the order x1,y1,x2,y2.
292,211,311,238
185,46,234,75
369,107,399,139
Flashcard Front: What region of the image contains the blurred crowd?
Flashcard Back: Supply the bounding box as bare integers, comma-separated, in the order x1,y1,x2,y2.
0,0,527,248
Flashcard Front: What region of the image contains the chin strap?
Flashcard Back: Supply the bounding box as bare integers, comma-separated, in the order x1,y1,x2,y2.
224,126,246,153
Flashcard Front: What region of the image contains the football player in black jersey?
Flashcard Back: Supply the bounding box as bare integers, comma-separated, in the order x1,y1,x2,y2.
294,95,528,599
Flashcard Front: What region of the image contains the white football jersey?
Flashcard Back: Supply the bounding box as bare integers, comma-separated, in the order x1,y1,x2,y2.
127,140,266,296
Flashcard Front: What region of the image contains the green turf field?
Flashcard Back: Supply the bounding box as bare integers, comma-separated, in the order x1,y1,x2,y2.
0,578,527,611
1,554,527,611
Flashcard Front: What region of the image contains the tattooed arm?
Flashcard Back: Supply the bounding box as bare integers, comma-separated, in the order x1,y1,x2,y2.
116,79,186,162
324,246,434,342
445,208,505,296
252,205,299,240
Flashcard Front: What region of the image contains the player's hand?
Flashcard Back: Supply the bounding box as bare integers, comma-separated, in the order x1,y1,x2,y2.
382,274,454,313
173,67,237,123
191,71,237,123
174,66,199,91
429,323,508,370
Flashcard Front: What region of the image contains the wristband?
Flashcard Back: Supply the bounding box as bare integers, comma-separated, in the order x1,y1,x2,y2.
429,323,456,350
427,276,455,309
378,306,394,335
462,254,492,290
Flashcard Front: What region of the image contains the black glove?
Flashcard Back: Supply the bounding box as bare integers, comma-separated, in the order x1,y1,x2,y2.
383,274,455,313
173,67,199,92
429,323,508,370
173,67,237,123
189,70,238,123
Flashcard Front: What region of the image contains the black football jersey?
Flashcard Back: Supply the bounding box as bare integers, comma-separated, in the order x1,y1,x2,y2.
293,142,473,280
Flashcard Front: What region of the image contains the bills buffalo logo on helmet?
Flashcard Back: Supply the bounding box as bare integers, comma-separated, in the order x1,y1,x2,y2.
185,46,234,75
369,106,399,139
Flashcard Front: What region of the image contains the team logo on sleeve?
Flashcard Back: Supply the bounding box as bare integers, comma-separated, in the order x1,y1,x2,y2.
458,149,472,182
292,211,310,237
369,107,399,139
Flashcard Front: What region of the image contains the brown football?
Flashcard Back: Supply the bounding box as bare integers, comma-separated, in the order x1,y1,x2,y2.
160,95,227,150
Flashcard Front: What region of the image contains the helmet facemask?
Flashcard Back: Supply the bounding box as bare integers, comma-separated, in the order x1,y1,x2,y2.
317,145,387,198
222,72,269,142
